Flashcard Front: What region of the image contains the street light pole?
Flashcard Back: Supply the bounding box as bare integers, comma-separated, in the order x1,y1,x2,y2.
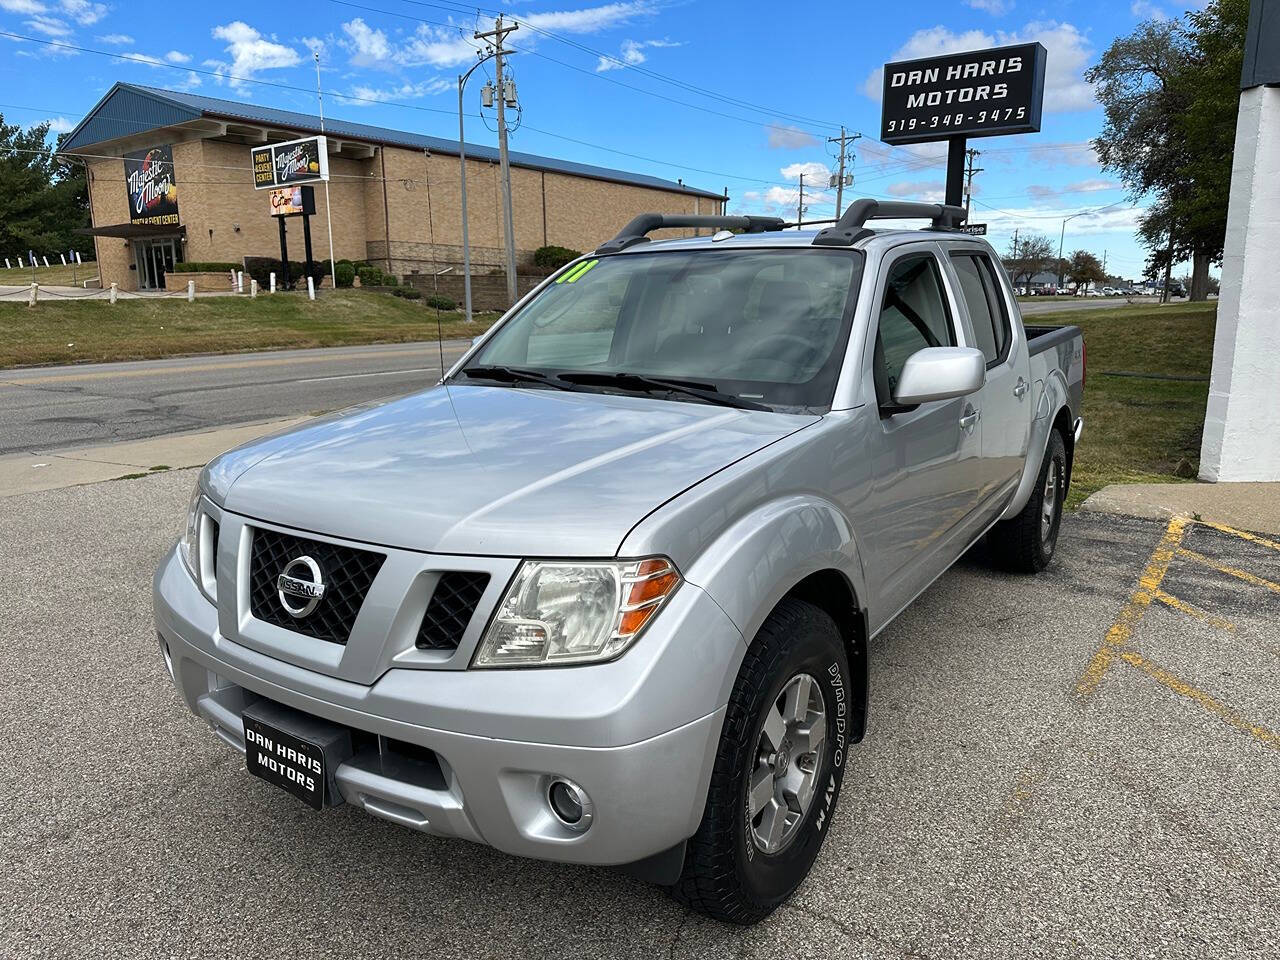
314,53,337,294
458,52,497,323
1058,212,1083,292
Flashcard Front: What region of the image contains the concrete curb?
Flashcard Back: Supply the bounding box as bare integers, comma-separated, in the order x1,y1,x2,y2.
0,417,311,498
1081,480,1280,536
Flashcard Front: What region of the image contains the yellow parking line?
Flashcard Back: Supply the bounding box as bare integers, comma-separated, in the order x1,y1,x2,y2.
1196,520,1280,554
1177,548,1280,595
1151,588,1236,632
1077,515,1190,697
1118,650,1280,751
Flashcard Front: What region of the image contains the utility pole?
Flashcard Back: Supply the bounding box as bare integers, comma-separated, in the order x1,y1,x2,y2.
797,172,806,224
475,15,519,307
314,52,338,293
963,147,983,219
826,126,860,218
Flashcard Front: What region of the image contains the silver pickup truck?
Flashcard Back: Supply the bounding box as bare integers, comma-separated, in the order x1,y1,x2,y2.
154,200,1084,924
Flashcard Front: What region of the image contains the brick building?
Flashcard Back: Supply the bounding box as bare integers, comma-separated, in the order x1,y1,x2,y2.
60,83,725,297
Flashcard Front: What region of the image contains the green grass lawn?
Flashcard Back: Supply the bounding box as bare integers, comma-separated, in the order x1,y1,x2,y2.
1053,301,1216,507
0,291,499,368
0,262,100,287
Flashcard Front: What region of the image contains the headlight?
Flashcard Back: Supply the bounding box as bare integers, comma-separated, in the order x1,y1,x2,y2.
178,482,202,583
472,558,681,667
177,481,217,601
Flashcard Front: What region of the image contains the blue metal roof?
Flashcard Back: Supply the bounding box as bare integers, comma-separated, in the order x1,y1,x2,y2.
60,82,725,200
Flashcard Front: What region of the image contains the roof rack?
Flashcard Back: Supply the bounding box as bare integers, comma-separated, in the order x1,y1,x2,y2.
596,214,786,254
812,199,968,247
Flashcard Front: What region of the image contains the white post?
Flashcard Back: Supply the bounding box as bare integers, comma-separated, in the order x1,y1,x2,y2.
28,282,37,307
236,271,244,294
18,257,24,269
59,254,67,266
75,252,82,264
251,278,259,299
269,271,277,293
109,282,118,305
187,280,196,302
3,259,9,269
41,256,49,268
1200,84,1280,481
306,276,316,301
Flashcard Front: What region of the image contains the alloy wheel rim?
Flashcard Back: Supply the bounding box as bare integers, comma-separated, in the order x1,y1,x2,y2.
748,672,827,855
1041,460,1060,544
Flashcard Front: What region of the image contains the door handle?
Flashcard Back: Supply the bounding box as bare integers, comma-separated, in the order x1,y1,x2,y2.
959,408,980,431
1013,377,1030,398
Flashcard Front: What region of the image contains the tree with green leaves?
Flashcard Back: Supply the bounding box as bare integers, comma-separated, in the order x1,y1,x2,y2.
1003,231,1056,288
1066,250,1106,293
1086,0,1248,301
0,116,93,261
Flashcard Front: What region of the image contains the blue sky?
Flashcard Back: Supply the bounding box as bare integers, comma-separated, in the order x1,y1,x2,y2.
1,0,1211,279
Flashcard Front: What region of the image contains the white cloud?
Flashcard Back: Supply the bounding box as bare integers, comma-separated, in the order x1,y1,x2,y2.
1130,0,1167,19
975,201,1144,236
395,1,655,69
0,0,45,13
863,21,1096,113
164,50,190,63
174,70,202,90
1022,140,1099,168
125,51,166,66
46,115,74,133
59,0,107,25
887,180,947,201
209,21,301,90
342,79,453,105
595,37,680,71
966,0,1012,13
1027,177,1120,199
766,124,819,149
780,161,831,184
340,17,391,67
739,184,835,219
96,32,133,44
300,35,327,57
25,14,71,36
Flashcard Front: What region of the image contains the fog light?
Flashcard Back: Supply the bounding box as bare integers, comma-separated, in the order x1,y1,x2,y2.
547,778,593,832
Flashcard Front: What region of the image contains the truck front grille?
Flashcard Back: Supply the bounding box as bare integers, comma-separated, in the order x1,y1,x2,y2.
248,528,385,645
416,572,490,650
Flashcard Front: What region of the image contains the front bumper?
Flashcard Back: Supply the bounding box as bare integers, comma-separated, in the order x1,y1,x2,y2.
154,540,742,867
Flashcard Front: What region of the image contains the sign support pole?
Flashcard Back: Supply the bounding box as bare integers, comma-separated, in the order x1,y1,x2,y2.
315,54,338,293
302,213,315,290
945,137,966,211
278,217,291,290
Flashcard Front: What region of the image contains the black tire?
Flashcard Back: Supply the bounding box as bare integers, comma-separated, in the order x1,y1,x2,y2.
669,597,851,924
988,429,1067,573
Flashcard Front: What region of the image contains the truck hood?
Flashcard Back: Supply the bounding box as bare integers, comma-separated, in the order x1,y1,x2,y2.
212,384,818,557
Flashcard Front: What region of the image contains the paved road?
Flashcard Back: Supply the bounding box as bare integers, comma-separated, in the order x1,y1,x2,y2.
1020,296,1162,315
0,340,472,456
3,473,1277,958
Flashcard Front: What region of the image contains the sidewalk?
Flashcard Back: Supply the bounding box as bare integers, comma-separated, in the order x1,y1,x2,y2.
0,417,309,497
1081,480,1280,536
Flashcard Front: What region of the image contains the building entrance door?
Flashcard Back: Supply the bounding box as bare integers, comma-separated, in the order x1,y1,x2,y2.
134,237,183,290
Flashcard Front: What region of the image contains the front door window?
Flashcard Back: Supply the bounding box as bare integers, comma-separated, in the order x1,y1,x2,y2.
135,238,183,290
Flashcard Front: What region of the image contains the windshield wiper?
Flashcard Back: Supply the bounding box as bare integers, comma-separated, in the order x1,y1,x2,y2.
457,364,578,392
558,371,770,411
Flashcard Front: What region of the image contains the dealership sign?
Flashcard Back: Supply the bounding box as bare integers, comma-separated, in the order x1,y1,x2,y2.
252,136,330,190
880,42,1046,145
124,145,179,226
270,185,316,217
958,223,988,236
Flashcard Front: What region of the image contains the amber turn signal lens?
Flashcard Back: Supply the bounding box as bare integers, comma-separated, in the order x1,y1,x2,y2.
618,559,680,637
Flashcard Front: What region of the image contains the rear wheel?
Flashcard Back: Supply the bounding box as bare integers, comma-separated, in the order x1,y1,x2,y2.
988,429,1067,573
669,597,850,924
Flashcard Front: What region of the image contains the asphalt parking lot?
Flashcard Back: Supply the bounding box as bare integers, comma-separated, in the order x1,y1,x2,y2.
3,470,1278,959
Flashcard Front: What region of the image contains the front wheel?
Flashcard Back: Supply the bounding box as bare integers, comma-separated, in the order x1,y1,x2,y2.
988,429,1067,573
669,598,851,924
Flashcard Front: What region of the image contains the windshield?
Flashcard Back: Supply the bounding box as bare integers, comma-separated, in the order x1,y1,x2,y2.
459,248,865,410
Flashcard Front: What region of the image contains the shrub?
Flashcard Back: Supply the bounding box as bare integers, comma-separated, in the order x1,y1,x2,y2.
533,245,582,269
174,261,241,273
425,294,456,310
357,266,379,286
243,257,327,289
393,287,423,300
335,261,356,288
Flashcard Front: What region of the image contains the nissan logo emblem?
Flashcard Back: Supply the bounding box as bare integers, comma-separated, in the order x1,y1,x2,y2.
276,555,326,618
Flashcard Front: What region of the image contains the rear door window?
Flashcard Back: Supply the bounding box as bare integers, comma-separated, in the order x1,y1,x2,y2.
950,253,1010,366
